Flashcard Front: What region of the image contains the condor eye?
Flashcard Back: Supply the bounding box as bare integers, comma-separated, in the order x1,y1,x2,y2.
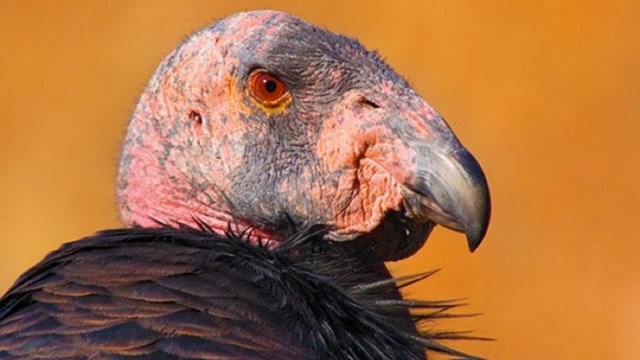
248,70,290,107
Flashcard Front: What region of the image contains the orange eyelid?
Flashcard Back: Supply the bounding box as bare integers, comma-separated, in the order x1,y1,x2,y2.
247,70,291,109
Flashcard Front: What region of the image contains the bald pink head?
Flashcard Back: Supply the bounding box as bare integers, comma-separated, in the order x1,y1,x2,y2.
116,10,490,259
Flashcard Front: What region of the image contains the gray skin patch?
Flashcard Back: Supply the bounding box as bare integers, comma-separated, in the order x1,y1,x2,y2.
223,15,416,232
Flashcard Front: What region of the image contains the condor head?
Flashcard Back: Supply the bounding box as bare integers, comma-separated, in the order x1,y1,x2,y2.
116,10,491,261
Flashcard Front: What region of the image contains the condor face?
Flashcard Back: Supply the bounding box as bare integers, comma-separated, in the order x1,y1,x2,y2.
117,10,490,260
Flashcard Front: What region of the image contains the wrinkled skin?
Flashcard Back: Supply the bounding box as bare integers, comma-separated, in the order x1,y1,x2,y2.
117,10,490,260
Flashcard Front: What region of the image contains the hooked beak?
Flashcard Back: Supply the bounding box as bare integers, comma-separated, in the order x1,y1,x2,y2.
403,142,491,252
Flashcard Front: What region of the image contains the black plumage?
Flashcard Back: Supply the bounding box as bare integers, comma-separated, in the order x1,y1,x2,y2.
0,227,477,359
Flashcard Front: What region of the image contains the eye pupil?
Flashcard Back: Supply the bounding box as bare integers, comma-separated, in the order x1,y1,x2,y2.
264,80,278,93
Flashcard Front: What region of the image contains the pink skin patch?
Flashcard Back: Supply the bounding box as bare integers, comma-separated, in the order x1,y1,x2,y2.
117,16,283,245
314,91,423,240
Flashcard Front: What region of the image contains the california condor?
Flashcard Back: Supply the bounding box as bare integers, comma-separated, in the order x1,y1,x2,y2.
0,10,490,360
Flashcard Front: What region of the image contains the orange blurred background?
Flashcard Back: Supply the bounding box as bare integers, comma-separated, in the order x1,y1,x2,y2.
0,1,638,358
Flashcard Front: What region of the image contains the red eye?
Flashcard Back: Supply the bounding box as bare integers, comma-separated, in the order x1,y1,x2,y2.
248,70,289,106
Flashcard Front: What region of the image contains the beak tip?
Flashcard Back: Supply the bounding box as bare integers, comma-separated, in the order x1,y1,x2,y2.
464,200,490,253
459,149,491,253
466,232,483,253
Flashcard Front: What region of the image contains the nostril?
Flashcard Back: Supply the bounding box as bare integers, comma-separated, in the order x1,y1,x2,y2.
357,96,380,109
189,110,203,127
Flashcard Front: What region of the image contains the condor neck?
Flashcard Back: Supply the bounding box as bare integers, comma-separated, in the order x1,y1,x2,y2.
116,151,283,246
119,188,284,246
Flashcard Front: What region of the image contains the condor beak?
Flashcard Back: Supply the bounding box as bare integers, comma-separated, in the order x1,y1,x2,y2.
404,143,491,252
